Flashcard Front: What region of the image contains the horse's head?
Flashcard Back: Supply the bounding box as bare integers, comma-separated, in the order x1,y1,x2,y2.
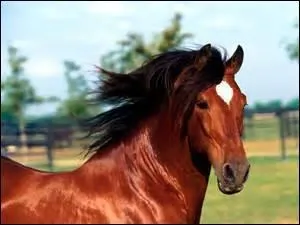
90,43,250,195
185,45,250,195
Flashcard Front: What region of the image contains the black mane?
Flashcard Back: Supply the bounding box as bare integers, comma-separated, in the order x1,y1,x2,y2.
83,44,227,155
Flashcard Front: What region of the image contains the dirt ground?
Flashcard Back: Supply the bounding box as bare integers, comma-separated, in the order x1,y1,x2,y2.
6,138,298,168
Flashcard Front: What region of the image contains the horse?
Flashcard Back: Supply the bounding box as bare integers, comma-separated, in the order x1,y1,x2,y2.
1,44,250,224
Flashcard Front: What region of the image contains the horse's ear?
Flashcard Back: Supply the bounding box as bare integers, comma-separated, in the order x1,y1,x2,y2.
225,45,244,75
195,44,212,69
199,44,212,57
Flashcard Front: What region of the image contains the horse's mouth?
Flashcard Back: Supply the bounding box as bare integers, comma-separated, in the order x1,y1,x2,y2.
217,179,243,195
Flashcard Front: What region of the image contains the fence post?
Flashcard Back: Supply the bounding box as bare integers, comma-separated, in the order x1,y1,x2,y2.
46,125,54,171
278,110,286,160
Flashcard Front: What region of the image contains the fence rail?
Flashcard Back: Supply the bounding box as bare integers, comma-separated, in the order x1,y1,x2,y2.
1,121,74,170
1,108,299,169
243,109,299,159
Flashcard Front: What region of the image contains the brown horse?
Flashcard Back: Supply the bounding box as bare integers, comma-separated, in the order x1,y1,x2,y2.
1,44,250,224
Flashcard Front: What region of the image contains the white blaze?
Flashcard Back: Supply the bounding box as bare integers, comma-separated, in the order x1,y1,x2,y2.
216,81,233,105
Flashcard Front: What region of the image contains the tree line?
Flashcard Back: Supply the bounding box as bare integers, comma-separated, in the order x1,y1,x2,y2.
1,13,299,127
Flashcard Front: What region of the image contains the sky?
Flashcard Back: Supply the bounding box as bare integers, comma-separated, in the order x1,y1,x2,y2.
1,1,299,116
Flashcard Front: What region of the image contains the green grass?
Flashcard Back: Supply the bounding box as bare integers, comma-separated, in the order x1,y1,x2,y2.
201,155,299,224
28,162,75,172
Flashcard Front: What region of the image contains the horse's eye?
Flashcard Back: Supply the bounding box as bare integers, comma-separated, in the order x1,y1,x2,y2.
196,100,209,109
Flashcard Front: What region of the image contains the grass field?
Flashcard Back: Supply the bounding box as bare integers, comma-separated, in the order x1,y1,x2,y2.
201,155,299,224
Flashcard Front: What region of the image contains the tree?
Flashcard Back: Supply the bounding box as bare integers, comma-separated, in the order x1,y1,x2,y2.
1,46,59,149
56,60,101,119
265,99,283,111
253,101,268,113
285,20,299,62
101,13,193,73
285,97,299,110
1,105,18,123
253,99,283,113
2,47,41,125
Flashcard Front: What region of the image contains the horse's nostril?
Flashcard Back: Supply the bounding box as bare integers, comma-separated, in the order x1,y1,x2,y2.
223,163,235,182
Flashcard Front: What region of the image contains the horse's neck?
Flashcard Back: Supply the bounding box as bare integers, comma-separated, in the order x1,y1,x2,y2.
84,110,211,222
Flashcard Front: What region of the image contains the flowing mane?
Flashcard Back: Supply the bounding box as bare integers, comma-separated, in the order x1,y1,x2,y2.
83,45,227,155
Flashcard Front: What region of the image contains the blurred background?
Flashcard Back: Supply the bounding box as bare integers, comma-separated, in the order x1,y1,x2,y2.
1,1,299,224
